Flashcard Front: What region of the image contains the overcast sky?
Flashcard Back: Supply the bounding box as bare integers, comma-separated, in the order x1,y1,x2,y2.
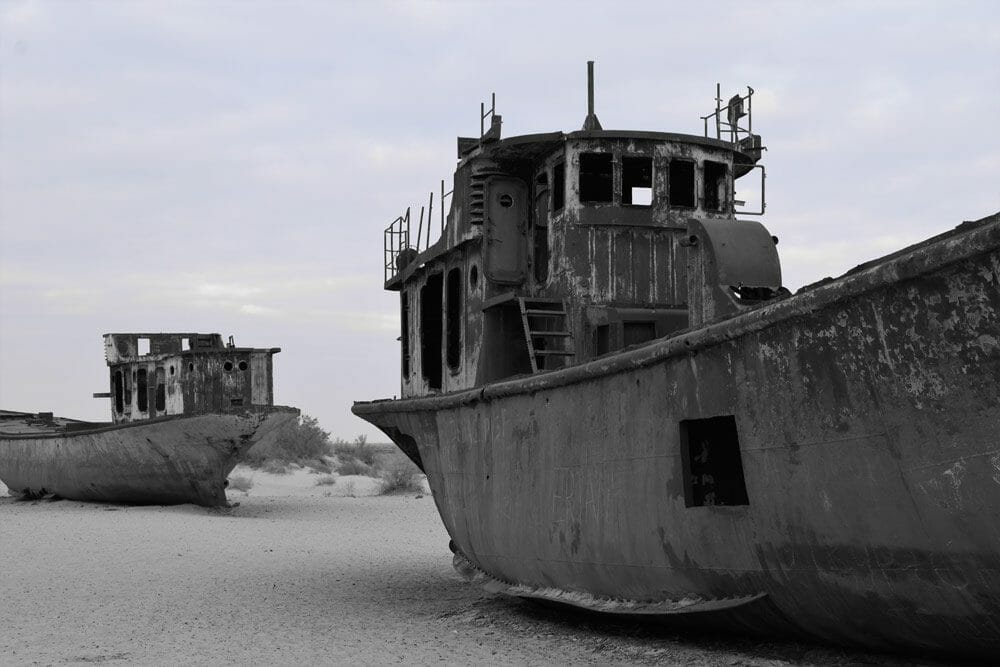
1,0,998,439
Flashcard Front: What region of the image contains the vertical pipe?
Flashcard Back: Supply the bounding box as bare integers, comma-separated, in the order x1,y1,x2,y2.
417,206,425,251
715,82,721,140
480,102,485,138
427,191,434,247
587,61,595,117
441,179,446,232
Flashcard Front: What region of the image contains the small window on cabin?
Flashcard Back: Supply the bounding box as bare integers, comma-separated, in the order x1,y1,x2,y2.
552,162,565,211
593,324,611,356
401,291,411,378
136,368,148,412
703,161,728,212
669,159,696,208
154,367,166,412
114,370,124,413
446,268,462,371
579,153,613,203
181,338,190,351
623,321,657,347
622,156,653,206
137,338,150,356
679,415,749,508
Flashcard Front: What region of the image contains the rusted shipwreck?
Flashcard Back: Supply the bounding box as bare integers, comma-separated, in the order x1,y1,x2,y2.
353,65,1000,657
0,332,298,506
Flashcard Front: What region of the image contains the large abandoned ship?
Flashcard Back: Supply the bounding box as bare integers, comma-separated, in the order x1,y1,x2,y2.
353,64,1000,656
0,332,298,506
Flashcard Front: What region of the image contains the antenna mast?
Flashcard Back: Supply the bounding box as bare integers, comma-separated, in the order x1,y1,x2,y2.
581,61,603,131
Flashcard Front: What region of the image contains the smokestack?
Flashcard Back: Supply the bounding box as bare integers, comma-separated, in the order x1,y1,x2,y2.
581,60,603,131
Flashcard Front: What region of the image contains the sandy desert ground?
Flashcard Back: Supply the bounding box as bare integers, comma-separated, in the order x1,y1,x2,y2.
0,473,957,666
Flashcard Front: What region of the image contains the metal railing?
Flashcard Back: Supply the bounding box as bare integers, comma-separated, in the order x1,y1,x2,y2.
701,84,755,147
383,179,455,283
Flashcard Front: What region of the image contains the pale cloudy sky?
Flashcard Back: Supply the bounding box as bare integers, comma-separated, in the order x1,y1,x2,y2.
1,0,998,438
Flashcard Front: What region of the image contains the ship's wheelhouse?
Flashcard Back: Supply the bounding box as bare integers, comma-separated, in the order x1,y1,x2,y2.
100,333,281,423
385,88,777,399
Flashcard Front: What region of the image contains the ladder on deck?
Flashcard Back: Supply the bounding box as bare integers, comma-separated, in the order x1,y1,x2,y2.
517,297,575,373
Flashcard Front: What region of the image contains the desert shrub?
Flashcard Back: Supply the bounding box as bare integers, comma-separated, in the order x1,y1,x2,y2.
245,414,333,470
333,434,378,476
314,475,337,486
378,457,424,495
228,474,254,493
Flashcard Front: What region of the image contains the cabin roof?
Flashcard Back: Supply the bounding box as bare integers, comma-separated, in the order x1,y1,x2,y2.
460,129,753,167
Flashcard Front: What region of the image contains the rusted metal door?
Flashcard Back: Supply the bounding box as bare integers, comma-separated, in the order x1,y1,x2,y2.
485,177,527,284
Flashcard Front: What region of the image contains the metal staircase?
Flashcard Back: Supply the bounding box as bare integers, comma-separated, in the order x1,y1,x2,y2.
517,297,575,373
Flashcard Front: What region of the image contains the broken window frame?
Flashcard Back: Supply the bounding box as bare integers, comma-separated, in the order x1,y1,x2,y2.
703,160,728,212
552,161,566,212
621,155,654,207
446,267,462,373
578,152,614,204
668,159,696,209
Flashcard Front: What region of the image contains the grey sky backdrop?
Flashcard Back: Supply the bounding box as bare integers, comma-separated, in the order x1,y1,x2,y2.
1,0,998,439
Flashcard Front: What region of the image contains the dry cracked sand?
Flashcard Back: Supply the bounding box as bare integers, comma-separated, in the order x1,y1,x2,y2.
0,473,959,666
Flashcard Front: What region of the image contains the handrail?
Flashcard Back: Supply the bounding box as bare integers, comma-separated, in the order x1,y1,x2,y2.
700,83,756,147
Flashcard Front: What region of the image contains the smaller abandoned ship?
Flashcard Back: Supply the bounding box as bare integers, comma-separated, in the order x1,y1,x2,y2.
354,64,1000,657
0,332,298,506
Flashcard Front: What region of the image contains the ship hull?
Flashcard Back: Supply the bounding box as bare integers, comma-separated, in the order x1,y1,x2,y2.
0,407,298,506
354,216,1000,657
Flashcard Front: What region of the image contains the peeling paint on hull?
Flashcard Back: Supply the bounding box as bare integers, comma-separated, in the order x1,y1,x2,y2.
0,407,299,506
355,214,1000,657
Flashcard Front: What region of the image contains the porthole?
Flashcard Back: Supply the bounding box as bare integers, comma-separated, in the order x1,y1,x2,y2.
223,361,234,372
498,193,513,208
238,361,248,371
470,264,479,288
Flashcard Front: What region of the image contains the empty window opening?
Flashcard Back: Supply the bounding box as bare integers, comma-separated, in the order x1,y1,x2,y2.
136,368,148,412
579,153,613,203
154,367,166,412
181,338,190,351
593,324,611,356
230,398,244,406
446,268,462,371
188,362,194,372
113,370,124,413
420,272,444,390
679,415,749,507
137,338,150,356
669,160,696,208
238,361,248,371
552,162,565,211
623,321,657,347
703,161,728,212
401,292,411,378
622,156,653,206
469,264,479,288
169,365,175,375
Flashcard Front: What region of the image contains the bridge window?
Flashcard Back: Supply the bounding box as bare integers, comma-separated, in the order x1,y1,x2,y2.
136,368,148,412
446,268,462,371
669,159,695,208
552,162,565,211
420,272,443,390
137,338,150,356
114,370,124,413
679,415,749,507
593,324,611,356
401,292,410,378
704,161,728,212
622,156,653,206
579,153,613,203
154,367,166,412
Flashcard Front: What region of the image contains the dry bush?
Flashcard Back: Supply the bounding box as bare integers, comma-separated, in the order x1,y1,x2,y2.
333,435,378,477
245,414,333,471
228,474,253,493
314,475,337,487
378,457,424,495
